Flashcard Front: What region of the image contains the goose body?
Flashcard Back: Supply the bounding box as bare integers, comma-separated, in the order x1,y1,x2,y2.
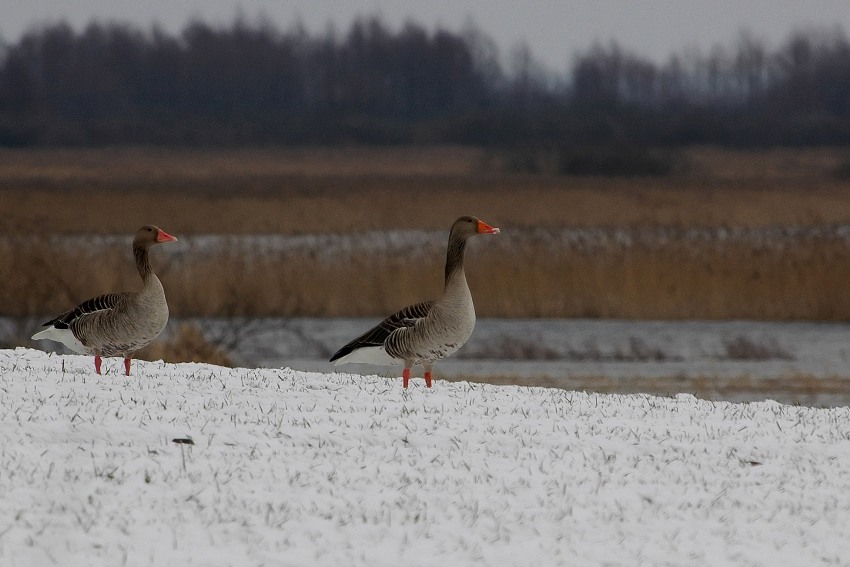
331,216,499,388
31,225,177,375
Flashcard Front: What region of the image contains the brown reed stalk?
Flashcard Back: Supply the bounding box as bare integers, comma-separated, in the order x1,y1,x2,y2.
8,229,850,321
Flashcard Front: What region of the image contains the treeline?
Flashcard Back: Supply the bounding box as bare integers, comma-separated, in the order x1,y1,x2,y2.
1,18,850,148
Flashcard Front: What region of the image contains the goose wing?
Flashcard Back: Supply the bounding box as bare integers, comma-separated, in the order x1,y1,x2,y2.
42,292,129,329
330,300,435,362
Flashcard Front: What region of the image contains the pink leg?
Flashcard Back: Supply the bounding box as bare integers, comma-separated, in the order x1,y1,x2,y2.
94,355,102,375
424,371,432,388
124,358,132,376
403,368,411,389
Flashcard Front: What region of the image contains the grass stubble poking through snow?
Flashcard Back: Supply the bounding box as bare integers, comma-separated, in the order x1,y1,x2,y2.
2,350,850,565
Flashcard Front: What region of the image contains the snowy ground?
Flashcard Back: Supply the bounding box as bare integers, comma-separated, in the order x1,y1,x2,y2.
3,348,850,566
167,317,850,406
12,317,850,406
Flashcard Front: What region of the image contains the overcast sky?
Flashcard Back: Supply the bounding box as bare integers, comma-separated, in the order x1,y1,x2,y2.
2,1,850,71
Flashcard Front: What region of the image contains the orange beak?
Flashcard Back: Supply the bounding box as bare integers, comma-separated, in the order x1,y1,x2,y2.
156,229,178,243
476,219,500,235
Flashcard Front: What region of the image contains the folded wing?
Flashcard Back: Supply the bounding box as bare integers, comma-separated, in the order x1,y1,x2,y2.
42,292,128,329
330,300,434,362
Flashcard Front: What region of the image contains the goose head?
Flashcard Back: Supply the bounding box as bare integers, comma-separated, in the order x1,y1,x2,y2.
134,225,178,247
450,216,500,239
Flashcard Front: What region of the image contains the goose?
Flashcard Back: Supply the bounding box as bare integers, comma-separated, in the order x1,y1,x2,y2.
330,216,499,388
31,225,178,376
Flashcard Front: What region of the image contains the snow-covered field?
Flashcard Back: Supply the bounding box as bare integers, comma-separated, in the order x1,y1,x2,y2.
152,317,850,406
3,348,850,566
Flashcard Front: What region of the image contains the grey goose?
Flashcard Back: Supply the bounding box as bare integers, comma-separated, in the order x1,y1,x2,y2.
32,225,178,375
330,216,500,388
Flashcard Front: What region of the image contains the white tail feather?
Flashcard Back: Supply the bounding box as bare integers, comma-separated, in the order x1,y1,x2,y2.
333,346,398,366
31,326,88,354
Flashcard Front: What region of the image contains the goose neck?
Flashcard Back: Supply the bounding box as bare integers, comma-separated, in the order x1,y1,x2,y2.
133,243,153,280
444,234,468,287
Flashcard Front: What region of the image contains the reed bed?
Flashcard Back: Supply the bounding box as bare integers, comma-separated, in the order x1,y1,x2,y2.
4,146,850,235
7,226,850,321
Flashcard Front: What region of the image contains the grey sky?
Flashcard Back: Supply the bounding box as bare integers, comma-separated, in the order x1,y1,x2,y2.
2,1,849,71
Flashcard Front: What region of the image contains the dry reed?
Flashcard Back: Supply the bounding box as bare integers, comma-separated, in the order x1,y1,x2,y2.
139,323,234,367
6,145,850,321
7,227,850,321
4,146,850,235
